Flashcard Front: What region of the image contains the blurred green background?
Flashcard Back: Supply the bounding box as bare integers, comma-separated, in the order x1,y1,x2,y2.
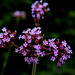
0,0,75,75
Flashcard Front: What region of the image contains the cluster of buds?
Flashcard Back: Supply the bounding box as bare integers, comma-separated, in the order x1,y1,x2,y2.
31,0,50,24
0,27,17,48
15,27,72,66
13,10,26,19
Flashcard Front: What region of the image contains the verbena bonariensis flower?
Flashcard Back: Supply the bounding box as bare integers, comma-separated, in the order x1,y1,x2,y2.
0,27,17,48
15,27,72,66
31,0,50,23
13,10,26,19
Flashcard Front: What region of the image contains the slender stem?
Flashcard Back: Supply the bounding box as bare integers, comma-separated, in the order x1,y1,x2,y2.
45,53,52,56
32,62,37,75
14,17,20,30
35,19,40,27
11,42,19,49
1,45,12,75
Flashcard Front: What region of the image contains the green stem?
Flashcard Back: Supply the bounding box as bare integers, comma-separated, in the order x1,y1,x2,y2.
14,17,20,30
32,63,37,75
35,23,40,27
1,45,12,75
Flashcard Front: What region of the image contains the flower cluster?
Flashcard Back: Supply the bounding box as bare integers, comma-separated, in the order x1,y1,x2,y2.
15,27,72,66
31,0,50,23
43,39,73,67
15,27,45,64
13,11,26,19
0,27,17,48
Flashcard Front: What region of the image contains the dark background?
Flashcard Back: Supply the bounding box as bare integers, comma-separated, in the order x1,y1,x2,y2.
0,0,75,75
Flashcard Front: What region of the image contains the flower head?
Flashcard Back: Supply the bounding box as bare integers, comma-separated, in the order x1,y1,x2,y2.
48,39,73,67
15,27,72,66
0,27,17,48
31,0,50,23
13,11,26,19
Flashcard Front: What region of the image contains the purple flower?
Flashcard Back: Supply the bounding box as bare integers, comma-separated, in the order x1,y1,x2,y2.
27,35,31,39
37,36,41,40
18,35,22,40
57,62,61,67
59,58,65,64
22,51,27,56
36,30,41,35
7,37,10,42
15,48,18,53
24,57,29,61
10,34,14,38
32,15,35,18
37,52,41,55
40,51,45,57
2,38,7,42
53,50,58,56
22,35,25,39
68,45,71,49
43,2,48,7
62,40,67,46
19,45,23,50
27,61,31,64
49,42,55,47
40,0,43,3
51,56,56,61
62,54,67,60
0,40,2,44
31,0,50,23
67,55,71,59
48,38,55,42
54,52,58,56
0,27,16,48
4,32,8,35
34,58,39,64
0,33,3,39
23,42,28,47
43,40,48,45
34,45,41,50
13,11,20,17
64,47,68,50
35,49,40,52
40,10,44,14
2,27,7,32
28,39,32,43
30,57,34,62
22,30,26,34
67,50,72,54
36,13,40,19
13,11,26,18
16,27,72,66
